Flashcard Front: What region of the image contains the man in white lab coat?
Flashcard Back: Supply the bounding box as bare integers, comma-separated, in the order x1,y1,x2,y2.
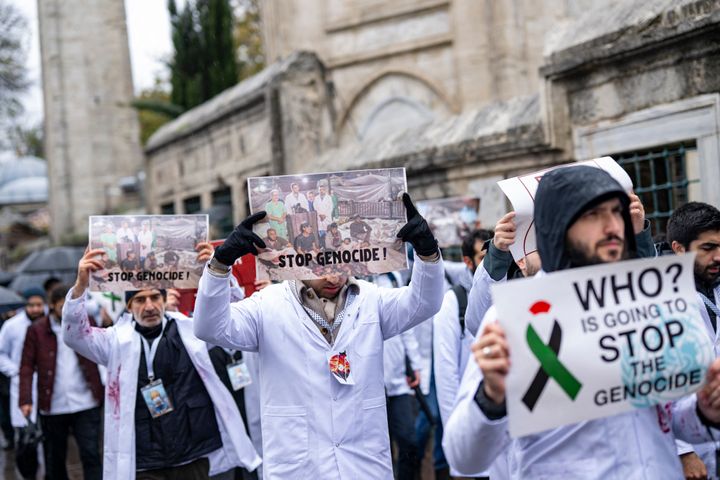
432,229,492,479
443,165,720,479
375,271,423,480
62,243,261,480
193,193,444,479
0,288,44,432
667,202,720,479
313,182,335,249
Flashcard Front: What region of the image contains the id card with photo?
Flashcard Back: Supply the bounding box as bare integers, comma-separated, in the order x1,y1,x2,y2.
226,360,252,391
141,379,174,418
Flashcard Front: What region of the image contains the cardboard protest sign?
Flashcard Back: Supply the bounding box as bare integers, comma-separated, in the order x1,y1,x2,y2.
88,215,209,292
247,168,408,281
492,254,713,438
497,157,633,261
417,197,481,248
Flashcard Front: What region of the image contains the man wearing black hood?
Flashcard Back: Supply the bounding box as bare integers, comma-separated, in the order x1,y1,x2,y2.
443,166,720,478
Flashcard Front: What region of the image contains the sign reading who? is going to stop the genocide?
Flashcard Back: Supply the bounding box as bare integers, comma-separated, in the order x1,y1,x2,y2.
492,253,714,438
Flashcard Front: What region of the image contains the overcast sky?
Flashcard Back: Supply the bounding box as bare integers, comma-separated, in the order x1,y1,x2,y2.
11,0,178,127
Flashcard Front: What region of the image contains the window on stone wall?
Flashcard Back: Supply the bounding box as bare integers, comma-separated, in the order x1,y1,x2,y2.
211,187,233,237
614,142,699,239
183,195,202,214
161,202,175,214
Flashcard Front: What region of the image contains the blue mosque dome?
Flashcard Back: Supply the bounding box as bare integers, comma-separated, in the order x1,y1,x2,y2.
0,156,48,205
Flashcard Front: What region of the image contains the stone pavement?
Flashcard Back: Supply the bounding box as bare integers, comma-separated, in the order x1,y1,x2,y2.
1,435,83,480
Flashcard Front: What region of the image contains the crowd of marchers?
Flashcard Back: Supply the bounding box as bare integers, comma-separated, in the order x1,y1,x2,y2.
2,168,720,479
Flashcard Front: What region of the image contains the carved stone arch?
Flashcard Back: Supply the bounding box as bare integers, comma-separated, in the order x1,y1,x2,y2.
337,69,454,144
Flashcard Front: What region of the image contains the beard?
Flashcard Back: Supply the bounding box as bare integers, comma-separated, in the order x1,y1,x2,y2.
25,310,43,321
694,261,720,288
565,235,627,268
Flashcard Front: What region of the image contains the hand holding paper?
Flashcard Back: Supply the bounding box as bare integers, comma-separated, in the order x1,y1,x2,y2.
697,359,720,423
214,212,267,266
72,248,105,298
472,322,510,405
628,192,646,235
397,193,439,257
493,212,517,252
194,241,214,263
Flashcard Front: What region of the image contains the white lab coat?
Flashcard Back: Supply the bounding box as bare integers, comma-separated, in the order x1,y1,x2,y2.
314,194,334,232
433,290,471,428
137,230,154,258
0,311,37,427
383,330,422,397
284,192,309,213
443,301,719,479
374,273,423,397
193,256,444,479
465,260,505,337
433,288,486,477
229,275,264,479
243,351,263,478
62,289,261,480
677,285,720,478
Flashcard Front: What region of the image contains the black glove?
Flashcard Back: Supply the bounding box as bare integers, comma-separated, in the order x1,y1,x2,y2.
213,212,267,266
397,193,438,257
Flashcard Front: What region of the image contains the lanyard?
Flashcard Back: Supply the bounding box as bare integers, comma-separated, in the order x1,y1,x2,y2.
699,291,720,318
140,317,167,381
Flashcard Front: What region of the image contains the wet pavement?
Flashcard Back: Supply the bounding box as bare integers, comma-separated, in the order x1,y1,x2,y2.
1,435,83,480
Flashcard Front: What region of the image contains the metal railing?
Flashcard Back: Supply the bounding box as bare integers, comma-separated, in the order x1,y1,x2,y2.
614,143,698,238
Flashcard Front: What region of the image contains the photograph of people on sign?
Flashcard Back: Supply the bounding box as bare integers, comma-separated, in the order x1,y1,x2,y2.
247,168,409,281
88,214,209,292
417,197,481,248
497,157,633,261
492,254,714,438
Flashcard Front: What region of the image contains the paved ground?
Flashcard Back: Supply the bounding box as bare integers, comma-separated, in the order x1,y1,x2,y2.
1,430,445,479
1,435,83,480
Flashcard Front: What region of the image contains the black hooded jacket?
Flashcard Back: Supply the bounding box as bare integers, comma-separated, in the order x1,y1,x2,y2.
534,165,637,273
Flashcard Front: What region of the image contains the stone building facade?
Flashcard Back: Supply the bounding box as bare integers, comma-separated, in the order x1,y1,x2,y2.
145,0,720,237
38,0,144,241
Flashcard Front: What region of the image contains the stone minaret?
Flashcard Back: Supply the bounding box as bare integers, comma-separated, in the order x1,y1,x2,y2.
37,0,144,241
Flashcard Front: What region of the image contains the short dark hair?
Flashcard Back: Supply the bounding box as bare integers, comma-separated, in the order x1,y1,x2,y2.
462,229,494,258
666,202,720,248
49,284,69,305
43,277,61,293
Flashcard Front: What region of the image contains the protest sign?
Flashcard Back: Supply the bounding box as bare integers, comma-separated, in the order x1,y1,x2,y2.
417,197,481,248
247,168,408,280
88,214,209,292
492,254,713,438
497,157,633,261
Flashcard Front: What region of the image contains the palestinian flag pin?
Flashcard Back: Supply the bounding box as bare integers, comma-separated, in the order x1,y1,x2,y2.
328,350,355,385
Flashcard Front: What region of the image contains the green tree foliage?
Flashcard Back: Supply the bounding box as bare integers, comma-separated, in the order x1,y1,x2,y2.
133,79,178,145
9,122,43,157
168,0,238,111
134,0,265,144
233,0,265,81
0,0,29,145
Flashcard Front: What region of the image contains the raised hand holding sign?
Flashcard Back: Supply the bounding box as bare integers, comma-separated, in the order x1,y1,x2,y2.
397,193,439,257
214,212,267,266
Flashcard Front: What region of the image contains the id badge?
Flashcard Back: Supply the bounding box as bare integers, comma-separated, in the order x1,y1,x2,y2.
226,360,252,391
327,350,355,385
141,379,174,418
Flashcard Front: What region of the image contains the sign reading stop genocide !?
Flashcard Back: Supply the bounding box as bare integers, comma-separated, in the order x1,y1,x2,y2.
492,254,714,438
